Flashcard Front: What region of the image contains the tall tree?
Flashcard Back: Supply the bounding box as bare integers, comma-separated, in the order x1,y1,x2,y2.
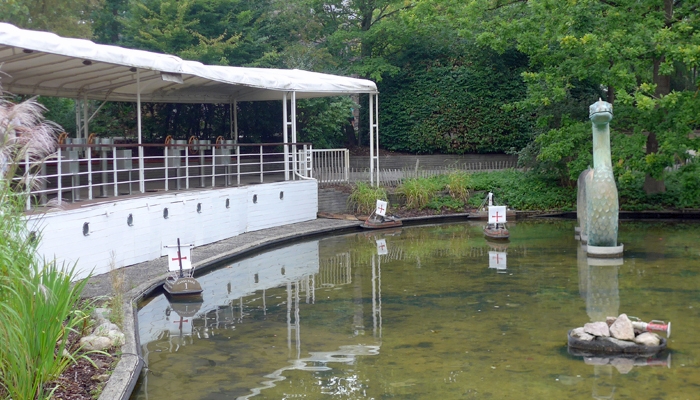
454,0,700,192
0,0,101,38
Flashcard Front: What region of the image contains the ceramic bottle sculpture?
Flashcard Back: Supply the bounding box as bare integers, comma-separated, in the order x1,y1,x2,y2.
585,99,619,247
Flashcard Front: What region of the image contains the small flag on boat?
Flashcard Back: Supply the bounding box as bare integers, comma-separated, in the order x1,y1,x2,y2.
166,244,193,272
488,205,507,224
375,199,388,216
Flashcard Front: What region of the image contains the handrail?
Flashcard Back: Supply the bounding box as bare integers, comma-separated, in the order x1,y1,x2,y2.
14,141,314,211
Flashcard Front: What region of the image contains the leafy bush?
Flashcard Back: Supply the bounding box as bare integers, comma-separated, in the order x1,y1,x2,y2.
379,52,534,154
426,195,465,211
467,169,576,210
348,182,388,214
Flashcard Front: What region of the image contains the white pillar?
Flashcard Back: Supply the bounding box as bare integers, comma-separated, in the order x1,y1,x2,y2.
283,92,289,180
136,69,145,193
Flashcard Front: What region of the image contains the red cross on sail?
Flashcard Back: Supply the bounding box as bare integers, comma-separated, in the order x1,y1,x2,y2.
166,244,193,272
375,200,388,216
488,206,507,225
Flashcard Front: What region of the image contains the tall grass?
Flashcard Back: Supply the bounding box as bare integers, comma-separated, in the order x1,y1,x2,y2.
396,178,440,209
0,93,92,399
446,171,471,202
348,182,388,214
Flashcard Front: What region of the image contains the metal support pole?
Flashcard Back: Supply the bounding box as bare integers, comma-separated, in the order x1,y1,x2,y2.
185,146,190,189
164,146,169,191
57,147,62,205
87,143,93,200
291,91,297,178
283,93,289,180
83,94,89,142
136,69,145,193
259,145,264,183
369,94,374,186
112,146,118,196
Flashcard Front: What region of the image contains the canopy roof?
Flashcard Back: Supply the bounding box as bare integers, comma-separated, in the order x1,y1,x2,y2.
0,23,377,103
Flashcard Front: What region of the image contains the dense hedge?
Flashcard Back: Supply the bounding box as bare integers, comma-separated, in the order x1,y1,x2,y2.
378,52,534,154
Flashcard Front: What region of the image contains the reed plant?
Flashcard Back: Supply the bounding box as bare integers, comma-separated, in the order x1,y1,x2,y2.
348,182,388,214
0,93,92,399
108,252,126,329
396,177,440,209
446,171,471,202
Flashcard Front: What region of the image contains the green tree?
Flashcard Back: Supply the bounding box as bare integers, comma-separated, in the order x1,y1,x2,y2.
0,0,101,38
454,0,700,192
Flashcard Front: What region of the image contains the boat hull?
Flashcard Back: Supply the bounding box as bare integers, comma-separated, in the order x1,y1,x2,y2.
361,216,403,230
484,226,509,240
164,276,203,296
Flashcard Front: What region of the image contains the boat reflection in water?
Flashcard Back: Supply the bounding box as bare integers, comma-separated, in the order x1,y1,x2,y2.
136,239,384,399
487,241,509,274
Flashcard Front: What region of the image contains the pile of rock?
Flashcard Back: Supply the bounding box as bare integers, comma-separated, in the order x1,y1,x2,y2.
78,308,126,351
571,313,661,347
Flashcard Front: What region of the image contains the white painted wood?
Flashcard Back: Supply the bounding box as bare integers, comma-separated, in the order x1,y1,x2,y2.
26,181,318,280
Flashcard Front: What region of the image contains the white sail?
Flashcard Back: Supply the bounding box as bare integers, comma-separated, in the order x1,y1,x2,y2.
166,245,193,272
487,205,507,224
375,199,388,216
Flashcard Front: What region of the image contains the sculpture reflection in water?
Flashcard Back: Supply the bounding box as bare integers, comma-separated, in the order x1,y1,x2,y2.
136,239,384,399
575,243,670,400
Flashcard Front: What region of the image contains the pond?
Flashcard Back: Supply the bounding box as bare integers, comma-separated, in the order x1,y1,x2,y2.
131,220,700,400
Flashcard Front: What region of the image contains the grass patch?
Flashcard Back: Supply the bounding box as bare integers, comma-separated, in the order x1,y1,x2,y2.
348,182,388,214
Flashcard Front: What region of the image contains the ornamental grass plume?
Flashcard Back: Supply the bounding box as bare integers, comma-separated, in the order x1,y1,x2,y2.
0,88,92,400
0,92,60,188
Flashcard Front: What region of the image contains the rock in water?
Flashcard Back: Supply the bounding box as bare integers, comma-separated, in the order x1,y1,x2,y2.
584,321,610,337
634,332,661,346
609,313,635,340
571,327,595,341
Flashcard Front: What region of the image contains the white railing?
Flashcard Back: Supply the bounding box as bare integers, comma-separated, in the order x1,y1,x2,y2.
312,148,349,185
13,141,313,211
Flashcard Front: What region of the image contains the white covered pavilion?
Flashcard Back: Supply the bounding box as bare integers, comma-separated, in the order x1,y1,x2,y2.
0,23,380,278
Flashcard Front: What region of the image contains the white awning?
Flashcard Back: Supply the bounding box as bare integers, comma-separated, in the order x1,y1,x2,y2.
0,22,378,103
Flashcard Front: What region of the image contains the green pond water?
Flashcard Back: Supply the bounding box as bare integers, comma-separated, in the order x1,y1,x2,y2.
132,220,700,400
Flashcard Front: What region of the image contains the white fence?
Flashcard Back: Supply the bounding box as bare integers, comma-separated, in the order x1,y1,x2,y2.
14,141,313,211
312,149,349,185
312,149,516,186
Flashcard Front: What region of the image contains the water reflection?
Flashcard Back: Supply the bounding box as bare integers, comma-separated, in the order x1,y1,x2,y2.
487,241,509,273
133,221,700,400
136,239,384,399
574,243,673,399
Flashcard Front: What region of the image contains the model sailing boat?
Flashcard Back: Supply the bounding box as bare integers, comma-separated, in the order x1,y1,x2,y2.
163,238,203,296
361,199,403,229
482,192,509,240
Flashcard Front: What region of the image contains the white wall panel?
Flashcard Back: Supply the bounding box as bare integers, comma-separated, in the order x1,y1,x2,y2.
26,181,318,280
